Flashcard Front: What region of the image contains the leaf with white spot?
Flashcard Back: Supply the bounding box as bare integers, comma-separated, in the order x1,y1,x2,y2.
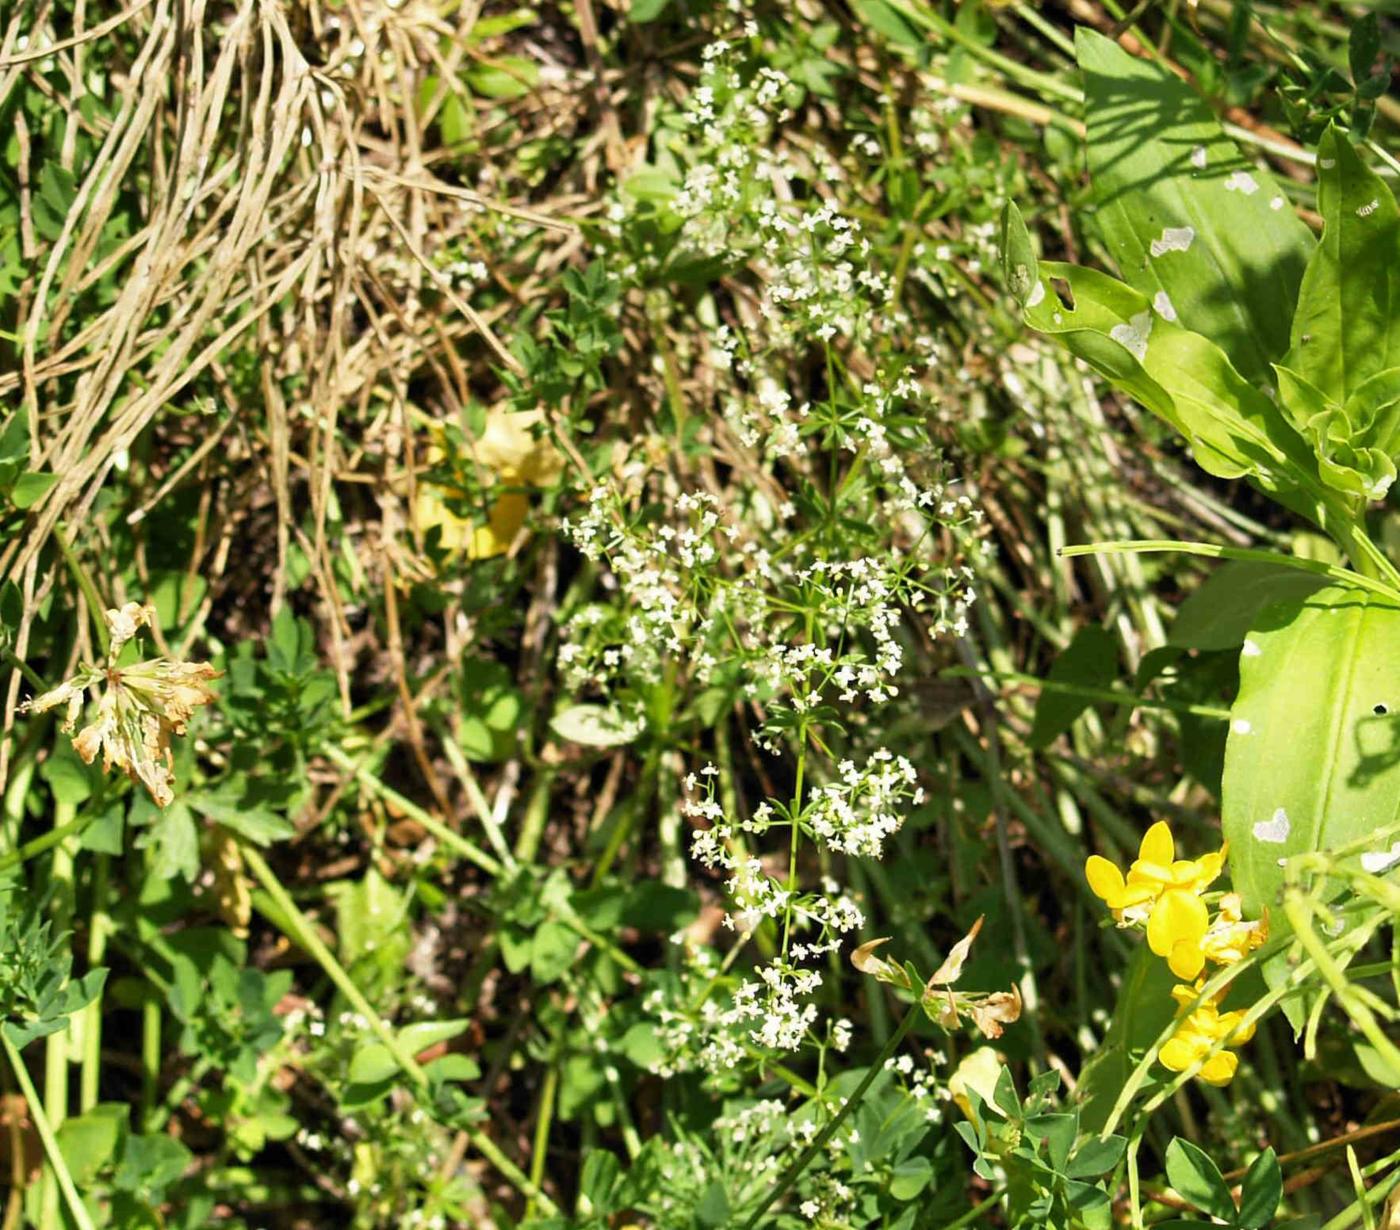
1287,125,1400,406
1077,29,1314,389
1223,584,1400,1029
1018,260,1318,488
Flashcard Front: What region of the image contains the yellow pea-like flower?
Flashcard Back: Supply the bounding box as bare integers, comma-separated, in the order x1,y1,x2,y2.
1086,821,1225,939
1159,981,1256,1086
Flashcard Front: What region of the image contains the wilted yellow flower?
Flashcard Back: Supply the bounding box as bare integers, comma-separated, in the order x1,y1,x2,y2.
21,602,218,807
1159,981,1256,1086
1086,821,1225,966
415,409,563,559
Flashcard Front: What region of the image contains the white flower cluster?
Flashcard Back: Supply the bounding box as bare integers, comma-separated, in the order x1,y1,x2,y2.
807,751,923,858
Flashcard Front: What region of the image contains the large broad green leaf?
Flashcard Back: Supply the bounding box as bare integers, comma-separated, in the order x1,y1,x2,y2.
1170,561,1327,651
1018,259,1315,489
1286,127,1400,407
1077,29,1314,390
1222,585,1400,1027
1223,585,1400,913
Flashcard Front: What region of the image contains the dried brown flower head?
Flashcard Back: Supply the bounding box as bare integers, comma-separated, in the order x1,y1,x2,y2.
22,602,219,807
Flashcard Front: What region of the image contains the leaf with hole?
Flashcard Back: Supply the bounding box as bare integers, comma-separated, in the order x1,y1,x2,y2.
1222,585,1400,1027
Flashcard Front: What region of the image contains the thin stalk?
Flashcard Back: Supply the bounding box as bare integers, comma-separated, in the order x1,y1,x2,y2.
141,999,160,1131
1061,540,1400,604
323,744,501,877
2,1036,94,1230
241,843,556,1215
40,800,77,1230
741,1000,920,1228
944,666,1232,720
79,854,110,1111
524,1061,558,1220
0,809,94,873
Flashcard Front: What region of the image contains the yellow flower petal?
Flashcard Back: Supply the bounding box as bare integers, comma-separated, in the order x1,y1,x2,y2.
1147,889,1209,958
1192,848,1226,891
1158,1036,1199,1073
1198,1051,1238,1086
467,491,530,560
1085,855,1127,907
1168,938,1206,981
1139,821,1174,867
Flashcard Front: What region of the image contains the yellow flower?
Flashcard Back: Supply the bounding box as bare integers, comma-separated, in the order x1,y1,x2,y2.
415,410,563,560
1166,892,1270,981
1085,822,1226,961
1159,981,1256,1086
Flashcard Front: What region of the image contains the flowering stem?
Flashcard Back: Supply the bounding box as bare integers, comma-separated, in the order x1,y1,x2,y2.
2,1034,95,1230
1283,892,1400,1076
740,998,920,1229
781,721,807,961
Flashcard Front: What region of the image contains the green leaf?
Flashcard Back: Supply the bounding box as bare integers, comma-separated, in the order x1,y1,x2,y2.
999,201,1038,305
1237,1147,1283,1229
851,0,923,47
695,1180,730,1228
1223,584,1400,910
56,1105,126,1187
1020,260,1314,487
113,1133,192,1200
1066,1134,1126,1179
349,1019,470,1084
1077,28,1313,389
0,579,20,632
1029,624,1118,748
188,789,294,845
1076,946,1176,1134
550,703,645,748
1170,560,1328,650
889,1156,933,1199
464,57,538,100
10,471,56,509
1165,1137,1235,1221
1287,127,1400,407
530,919,578,985
330,866,407,966
40,738,96,806
135,801,200,883
627,0,671,20
1222,585,1400,1025
580,1149,623,1213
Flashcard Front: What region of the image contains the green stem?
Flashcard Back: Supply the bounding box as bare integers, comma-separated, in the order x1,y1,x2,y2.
80,855,110,1112
141,999,161,1131
323,744,501,877
54,524,109,658
525,1061,558,1220
943,667,1232,720
1284,893,1400,1075
741,1000,920,1228
2,1035,95,1230
0,809,93,873
941,1192,1003,1230
1061,539,1400,604
40,801,76,1230
241,843,556,1215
